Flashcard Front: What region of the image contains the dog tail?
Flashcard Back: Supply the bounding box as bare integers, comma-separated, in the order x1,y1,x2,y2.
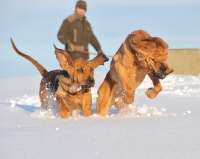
10,38,48,77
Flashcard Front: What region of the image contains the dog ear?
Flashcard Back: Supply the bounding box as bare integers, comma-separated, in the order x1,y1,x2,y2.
54,45,74,70
136,52,146,61
131,30,151,43
142,37,152,42
128,31,151,55
89,54,109,69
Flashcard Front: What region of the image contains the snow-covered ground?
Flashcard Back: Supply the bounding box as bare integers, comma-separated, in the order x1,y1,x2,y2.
0,72,200,159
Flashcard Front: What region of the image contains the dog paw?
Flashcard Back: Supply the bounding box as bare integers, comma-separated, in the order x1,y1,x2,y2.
124,95,134,104
84,110,92,117
145,88,158,99
60,111,72,118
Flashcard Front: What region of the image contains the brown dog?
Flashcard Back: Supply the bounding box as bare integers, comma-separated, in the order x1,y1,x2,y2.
11,39,109,118
96,30,173,116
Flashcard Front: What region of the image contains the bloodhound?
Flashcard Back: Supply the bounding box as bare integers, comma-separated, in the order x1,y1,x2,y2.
11,39,109,118
96,30,173,116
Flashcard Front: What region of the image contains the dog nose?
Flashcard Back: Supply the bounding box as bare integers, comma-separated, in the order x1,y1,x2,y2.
103,55,109,62
87,77,94,85
160,65,167,72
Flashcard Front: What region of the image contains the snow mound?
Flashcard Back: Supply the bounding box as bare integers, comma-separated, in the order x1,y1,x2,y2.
16,95,40,107
136,104,166,117
10,99,16,108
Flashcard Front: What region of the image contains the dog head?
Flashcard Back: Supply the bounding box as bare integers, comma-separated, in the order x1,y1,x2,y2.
54,45,109,89
127,30,174,79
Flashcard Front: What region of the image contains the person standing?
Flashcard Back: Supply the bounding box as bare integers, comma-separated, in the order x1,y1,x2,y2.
57,0,104,60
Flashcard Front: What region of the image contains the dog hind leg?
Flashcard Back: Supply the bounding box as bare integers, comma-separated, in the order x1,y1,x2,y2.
114,92,125,110
96,72,116,116
39,78,50,109
114,94,134,115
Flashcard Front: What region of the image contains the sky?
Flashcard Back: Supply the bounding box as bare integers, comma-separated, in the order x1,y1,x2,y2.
0,0,200,78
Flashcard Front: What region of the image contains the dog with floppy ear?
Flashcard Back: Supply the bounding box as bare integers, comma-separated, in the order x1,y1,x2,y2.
10,39,109,118
96,30,173,116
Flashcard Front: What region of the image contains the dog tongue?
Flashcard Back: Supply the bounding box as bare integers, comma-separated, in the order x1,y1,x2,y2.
161,75,166,79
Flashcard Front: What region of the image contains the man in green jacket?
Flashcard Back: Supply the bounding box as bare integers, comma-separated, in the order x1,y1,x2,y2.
57,0,104,60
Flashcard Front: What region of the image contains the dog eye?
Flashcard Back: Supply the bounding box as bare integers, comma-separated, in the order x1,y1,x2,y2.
77,68,84,73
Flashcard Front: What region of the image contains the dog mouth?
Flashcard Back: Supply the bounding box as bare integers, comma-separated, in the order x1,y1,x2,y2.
152,69,174,79
152,71,166,79
69,77,94,93
69,85,92,94
81,85,91,92
68,84,91,94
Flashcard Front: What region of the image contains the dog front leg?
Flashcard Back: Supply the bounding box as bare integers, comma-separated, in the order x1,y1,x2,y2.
145,73,162,98
82,92,92,117
115,66,134,104
55,93,72,118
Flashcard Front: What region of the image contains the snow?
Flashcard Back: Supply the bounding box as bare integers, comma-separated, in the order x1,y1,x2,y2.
0,72,200,159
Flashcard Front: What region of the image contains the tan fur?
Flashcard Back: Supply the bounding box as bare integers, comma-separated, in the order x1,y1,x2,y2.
96,30,173,116
11,39,109,118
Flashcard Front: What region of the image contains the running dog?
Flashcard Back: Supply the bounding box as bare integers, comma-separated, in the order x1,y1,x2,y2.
96,30,173,116
11,39,109,118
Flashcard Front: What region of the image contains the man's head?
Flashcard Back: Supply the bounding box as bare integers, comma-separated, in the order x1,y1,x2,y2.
75,0,87,16
76,0,87,10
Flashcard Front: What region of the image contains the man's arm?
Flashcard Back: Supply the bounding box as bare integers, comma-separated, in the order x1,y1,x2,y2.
88,25,103,54
57,19,70,44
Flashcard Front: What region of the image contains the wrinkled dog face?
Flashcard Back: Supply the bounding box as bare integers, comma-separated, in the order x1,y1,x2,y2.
137,59,173,79
129,30,173,79
143,37,174,79
150,58,173,79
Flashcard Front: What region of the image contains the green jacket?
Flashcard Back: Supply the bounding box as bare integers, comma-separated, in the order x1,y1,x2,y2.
57,12,102,60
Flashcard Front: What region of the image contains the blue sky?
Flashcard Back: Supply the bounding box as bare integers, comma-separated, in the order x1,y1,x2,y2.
0,0,200,78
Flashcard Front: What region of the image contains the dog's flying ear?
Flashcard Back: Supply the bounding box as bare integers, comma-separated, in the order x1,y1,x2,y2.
136,52,146,61
128,30,152,55
54,45,74,70
142,37,152,42
89,54,109,69
131,30,151,44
